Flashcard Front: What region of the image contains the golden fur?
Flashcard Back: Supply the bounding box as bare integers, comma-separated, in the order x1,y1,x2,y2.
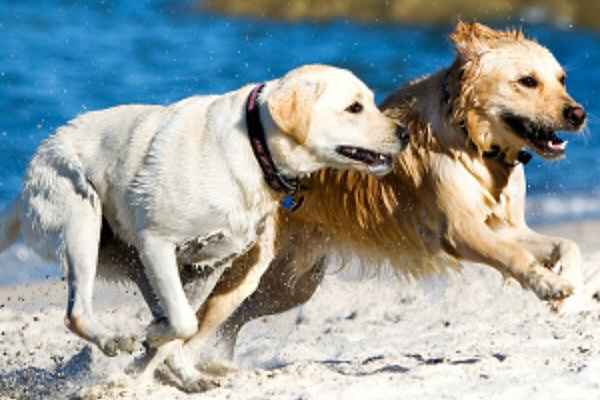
90,22,589,374
213,22,590,360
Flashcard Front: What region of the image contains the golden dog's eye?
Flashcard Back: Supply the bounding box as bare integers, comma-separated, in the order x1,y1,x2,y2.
518,76,538,88
345,102,363,114
559,75,566,86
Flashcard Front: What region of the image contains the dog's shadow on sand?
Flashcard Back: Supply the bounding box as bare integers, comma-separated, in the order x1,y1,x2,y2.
0,346,93,400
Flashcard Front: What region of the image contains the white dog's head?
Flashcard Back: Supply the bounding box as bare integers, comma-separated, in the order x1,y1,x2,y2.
263,65,406,177
449,22,586,161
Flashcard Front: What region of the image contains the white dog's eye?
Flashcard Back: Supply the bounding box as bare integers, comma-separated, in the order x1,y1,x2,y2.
559,75,566,86
345,102,363,114
518,76,538,88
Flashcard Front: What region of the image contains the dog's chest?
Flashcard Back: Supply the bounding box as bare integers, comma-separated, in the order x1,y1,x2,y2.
174,211,272,278
176,188,275,266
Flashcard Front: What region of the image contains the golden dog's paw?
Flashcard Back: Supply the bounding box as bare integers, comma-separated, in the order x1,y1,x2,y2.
527,266,574,302
157,354,221,394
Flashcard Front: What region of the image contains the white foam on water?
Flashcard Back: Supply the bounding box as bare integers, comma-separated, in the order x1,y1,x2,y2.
526,192,600,224
0,241,57,286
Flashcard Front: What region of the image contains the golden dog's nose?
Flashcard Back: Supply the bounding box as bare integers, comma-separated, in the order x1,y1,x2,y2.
563,105,586,128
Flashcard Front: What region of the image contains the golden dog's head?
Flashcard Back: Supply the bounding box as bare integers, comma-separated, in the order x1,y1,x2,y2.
450,22,586,161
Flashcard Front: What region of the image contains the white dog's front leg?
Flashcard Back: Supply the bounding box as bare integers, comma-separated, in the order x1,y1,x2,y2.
137,231,198,345
165,216,278,392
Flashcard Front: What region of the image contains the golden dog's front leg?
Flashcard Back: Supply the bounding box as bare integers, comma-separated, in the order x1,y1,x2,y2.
514,229,587,312
444,222,574,302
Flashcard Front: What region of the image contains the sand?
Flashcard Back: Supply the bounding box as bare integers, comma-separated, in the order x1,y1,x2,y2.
1,221,600,399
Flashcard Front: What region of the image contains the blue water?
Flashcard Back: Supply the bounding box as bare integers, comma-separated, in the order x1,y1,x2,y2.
1,1,600,224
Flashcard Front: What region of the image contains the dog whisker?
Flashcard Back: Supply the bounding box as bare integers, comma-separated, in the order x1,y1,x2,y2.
583,111,600,124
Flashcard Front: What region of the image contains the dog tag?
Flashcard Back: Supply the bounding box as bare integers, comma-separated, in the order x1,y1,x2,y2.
281,194,304,212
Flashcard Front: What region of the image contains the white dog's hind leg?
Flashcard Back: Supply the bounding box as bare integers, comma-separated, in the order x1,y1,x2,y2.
63,203,135,356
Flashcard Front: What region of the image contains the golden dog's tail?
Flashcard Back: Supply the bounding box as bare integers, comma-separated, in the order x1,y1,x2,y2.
0,199,20,253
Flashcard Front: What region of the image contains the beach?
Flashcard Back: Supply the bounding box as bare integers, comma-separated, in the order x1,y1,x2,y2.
1,220,600,399
1,2,600,399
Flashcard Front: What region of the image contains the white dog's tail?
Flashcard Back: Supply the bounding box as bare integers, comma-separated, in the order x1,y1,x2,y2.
0,199,20,253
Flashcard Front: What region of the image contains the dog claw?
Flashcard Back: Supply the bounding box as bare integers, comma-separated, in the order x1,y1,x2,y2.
200,359,239,377
117,335,137,354
178,378,220,394
526,266,574,302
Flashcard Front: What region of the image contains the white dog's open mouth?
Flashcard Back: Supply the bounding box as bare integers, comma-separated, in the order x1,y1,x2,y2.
336,145,393,175
502,113,567,159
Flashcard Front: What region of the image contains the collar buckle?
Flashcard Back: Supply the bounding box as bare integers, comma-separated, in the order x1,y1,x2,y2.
483,145,532,167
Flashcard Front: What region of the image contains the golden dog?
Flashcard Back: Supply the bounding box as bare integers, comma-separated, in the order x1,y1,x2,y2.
95,22,589,387
212,22,589,361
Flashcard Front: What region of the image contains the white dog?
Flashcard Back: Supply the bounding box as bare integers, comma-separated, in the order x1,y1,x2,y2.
0,65,404,380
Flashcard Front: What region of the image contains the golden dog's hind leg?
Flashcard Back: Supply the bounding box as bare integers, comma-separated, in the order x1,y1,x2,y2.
164,216,278,393
216,254,327,361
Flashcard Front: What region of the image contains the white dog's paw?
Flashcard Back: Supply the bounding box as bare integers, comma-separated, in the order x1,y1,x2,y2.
526,265,574,302
98,335,137,357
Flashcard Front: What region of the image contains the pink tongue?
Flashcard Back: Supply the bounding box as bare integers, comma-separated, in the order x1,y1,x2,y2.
547,140,567,151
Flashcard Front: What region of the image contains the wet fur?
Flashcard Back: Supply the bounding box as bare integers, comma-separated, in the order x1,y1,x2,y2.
0,64,402,392
212,22,590,360
73,23,589,381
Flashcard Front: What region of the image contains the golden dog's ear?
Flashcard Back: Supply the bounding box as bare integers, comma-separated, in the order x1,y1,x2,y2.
465,109,493,153
450,21,524,59
267,79,322,144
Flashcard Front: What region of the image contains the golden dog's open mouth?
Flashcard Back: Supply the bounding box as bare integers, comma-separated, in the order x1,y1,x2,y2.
502,113,567,159
336,145,393,175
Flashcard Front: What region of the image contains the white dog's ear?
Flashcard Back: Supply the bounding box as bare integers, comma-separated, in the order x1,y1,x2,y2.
267,79,322,144
450,21,524,59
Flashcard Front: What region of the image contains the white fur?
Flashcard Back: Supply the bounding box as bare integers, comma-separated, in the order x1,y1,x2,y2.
0,65,400,365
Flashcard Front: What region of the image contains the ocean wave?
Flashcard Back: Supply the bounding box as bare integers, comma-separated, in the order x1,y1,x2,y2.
527,193,600,224
0,242,57,286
